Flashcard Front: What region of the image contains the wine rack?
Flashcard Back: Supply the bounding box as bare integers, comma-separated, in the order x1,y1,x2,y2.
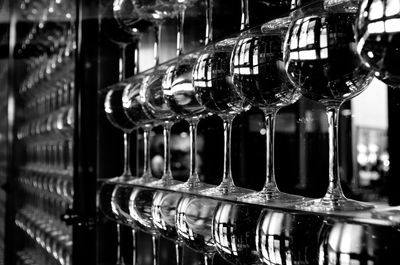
12,6,76,264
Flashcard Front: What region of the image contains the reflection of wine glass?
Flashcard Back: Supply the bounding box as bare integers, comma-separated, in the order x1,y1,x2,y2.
231,17,304,205
355,0,400,87
284,1,374,211
212,202,262,265
151,190,184,264
176,196,219,265
318,220,400,264
256,210,323,265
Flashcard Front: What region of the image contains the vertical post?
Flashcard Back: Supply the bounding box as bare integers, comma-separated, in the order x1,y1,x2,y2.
73,0,98,264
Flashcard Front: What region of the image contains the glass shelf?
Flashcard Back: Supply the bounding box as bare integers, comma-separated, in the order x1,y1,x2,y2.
97,177,400,228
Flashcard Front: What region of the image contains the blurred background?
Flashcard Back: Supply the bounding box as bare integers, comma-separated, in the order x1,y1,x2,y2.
0,0,399,264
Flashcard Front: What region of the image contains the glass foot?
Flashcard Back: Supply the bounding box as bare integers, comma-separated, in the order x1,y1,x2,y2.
295,197,374,212
239,191,305,206
146,178,181,188
200,186,252,199
371,206,400,223
169,182,213,192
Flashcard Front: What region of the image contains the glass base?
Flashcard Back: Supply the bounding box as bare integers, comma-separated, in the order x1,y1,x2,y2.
169,181,213,192
371,206,400,224
146,178,181,188
200,186,252,199
295,197,374,212
239,190,305,206
108,175,137,183
129,175,158,185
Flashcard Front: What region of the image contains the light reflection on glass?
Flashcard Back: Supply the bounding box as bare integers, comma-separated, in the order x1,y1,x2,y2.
288,16,329,61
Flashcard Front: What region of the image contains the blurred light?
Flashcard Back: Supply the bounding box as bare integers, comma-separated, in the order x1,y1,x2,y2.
367,51,374,58
113,0,122,12
367,21,385,34
369,143,379,152
180,132,188,138
385,18,400,33
385,0,400,16
369,0,384,20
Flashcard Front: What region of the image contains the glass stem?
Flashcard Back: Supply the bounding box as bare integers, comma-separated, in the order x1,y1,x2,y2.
175,243,183,265
324,106,345,200
122,133,132,177
133,41,140,75
176,5,186,56
153,23,162,67
204,254,214,265
142,126,153,179
152,235,160,265
262,110,279,194
136,130,140,178
162,121,173,181
118,44,127,81
218,115,236,193
240,0,249,31
205,0,213,45
133,41,140,177
186,118,201,186
132,229,137,265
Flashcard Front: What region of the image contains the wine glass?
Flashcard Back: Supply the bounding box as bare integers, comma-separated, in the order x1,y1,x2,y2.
163,51,210,191
142,60,209,265
120,75,164,265
100,1,148,260
134,62,186,264
256,210,323,265
355,0,400,87
284,0,374,211
138,1,208,254
146,59,215,265
143,0,215,257
112,0,195,261
193,35,254,198
230,17,304,205
212,202,263,265
165,51,220,264
101,82,139,265
173,1,251,263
